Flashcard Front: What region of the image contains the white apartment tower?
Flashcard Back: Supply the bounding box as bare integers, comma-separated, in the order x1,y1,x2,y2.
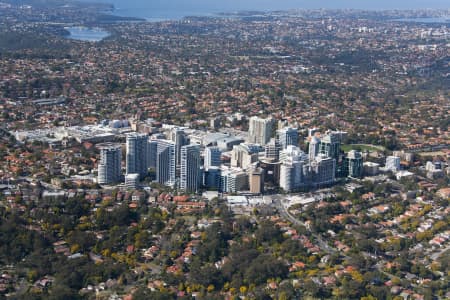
248,116,274,146
180,144,201,192
219,168,248,193
279,159,303,192
126,133,148,179
170,127,189,169
279,145,307,192
265,138,281,160
311,154,336,187
308,136,321,162
98,144,122,185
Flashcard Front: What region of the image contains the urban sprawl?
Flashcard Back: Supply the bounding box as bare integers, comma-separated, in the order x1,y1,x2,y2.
0,1,449,300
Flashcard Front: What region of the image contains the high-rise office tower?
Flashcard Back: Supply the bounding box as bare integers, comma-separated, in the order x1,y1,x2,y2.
249,167,264,194
280,145,307,163
231,144,261,169
265,138,281,161
204,146,221,170
308,136,321,162
147,140,158,169
170,128,189,170
156,140,176,187
319,133,340,161
279,159,303,192
277,127,298,149
98,144,122,184
279,145,307,192
311,154,336,187
219,168,248,193
204,167,221,190
180,144,201,192
126,133,148,179
346,150,363,178
248,116,274,146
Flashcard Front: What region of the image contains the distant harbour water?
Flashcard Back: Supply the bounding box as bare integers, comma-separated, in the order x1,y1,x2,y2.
111,8,215,22
394,17,450,23
77,0,450,21
65,26,110,42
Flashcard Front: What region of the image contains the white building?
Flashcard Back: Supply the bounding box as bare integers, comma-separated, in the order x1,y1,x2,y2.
279,145,307,192
125,173,140,190
170,127,189,170
231,144,261,169
220,168,248,193
97,144,122,185
386,156,401,172
248,116,274,146
311,154,336,187
395,170,414,180
279,159,303,192
264,138,281,160
425,161,443,172
126,133,148,178
280,145,307,163
180,144,201,192
308,136,321,162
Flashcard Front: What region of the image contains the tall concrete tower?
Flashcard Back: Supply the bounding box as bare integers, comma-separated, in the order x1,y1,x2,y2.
277,127,298,149
308,136,321,162
248,116,274,146
156,139,176,187
180,144,201,193
98,144,122,185
126,133,148,179
204,146,221,170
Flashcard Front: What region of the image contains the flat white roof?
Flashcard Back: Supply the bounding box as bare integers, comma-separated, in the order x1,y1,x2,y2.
227,195,248,205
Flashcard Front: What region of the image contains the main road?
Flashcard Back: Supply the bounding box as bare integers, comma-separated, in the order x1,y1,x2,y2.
272,196,396,279
271,196,338,255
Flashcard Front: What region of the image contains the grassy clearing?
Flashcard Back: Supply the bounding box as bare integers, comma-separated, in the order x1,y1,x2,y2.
341,144,385,153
